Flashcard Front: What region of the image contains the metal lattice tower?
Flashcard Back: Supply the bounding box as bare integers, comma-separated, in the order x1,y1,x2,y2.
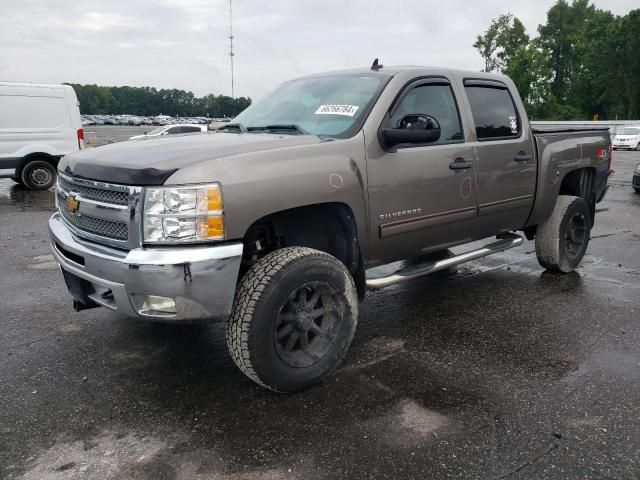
229,0,235,98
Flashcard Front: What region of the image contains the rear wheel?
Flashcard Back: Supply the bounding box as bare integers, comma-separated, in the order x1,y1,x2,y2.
226,247,358,392
535,195,592,273
20,160,57,190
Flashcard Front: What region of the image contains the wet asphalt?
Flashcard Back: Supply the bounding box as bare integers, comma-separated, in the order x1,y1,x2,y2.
1,142,639,479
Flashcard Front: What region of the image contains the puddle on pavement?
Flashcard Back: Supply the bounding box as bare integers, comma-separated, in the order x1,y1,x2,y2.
0,180,56,211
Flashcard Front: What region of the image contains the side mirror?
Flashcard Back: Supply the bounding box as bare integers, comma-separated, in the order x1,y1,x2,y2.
161,131,169,136
381,114,441,148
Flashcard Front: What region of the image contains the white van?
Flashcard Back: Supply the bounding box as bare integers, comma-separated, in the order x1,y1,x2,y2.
0,82,84,190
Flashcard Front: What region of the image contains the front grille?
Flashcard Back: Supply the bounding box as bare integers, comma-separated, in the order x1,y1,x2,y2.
58,176,130,206
60,201,128,240
57,174,133,245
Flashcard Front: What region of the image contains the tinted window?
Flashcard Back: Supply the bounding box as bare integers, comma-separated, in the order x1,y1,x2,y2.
390,84,463,145
182,126,201,133
167,127,181,134
465,86,520,139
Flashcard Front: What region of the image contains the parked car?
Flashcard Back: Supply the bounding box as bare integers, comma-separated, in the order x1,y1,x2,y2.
49,65,611,392
633,163,640,193
613,126,640,150
0,82,84,190
129,124,207,140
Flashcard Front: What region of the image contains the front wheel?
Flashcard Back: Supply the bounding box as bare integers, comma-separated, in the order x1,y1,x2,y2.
535,195,592,273
226,247,358,392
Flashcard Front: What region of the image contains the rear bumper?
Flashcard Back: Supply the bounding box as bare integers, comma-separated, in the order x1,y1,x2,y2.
48,213,243,322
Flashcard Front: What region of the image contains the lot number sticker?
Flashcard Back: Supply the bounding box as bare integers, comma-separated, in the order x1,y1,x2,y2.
315,105,360,117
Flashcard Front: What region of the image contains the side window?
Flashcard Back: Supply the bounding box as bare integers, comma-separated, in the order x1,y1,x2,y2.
390,84,463,145
464,86,520,140
167,127,182,134
183,126,200,133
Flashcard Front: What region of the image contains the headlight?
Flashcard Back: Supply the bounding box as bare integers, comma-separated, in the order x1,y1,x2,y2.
142,184,224,244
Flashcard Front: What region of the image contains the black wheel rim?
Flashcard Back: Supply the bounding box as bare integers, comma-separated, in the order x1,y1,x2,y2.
565,212,587,260
274,282,341,368
30,168,51,186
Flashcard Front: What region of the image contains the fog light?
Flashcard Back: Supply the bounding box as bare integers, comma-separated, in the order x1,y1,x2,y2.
141,295,176,315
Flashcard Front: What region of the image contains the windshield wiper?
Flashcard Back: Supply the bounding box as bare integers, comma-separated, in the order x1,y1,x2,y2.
217,123,247,133
246,124,309,135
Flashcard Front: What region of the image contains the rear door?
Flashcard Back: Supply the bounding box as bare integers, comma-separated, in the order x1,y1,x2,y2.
461,79,536,239
367,77,477,264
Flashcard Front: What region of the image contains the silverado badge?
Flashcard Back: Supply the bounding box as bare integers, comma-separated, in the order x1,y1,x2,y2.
65,194,80,213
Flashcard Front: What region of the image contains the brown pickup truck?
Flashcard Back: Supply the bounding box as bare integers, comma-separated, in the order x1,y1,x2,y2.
49,64,611,392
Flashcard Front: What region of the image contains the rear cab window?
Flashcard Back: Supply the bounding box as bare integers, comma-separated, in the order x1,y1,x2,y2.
464,80,521,140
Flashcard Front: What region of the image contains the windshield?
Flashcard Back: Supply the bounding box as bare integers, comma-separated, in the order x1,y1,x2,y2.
146,126,167,135
620,128,640,136
232,74,390,138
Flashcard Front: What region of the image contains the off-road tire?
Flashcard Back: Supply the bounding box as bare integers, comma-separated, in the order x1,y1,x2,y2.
535,195,592,273
20,160,57,190
226,247,358,392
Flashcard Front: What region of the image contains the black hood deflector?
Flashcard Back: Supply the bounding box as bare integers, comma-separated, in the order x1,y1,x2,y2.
61,163,177,186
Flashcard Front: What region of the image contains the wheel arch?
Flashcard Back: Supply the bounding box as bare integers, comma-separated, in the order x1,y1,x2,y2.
15,153,62,178
525,165,598,231
239,202,366,300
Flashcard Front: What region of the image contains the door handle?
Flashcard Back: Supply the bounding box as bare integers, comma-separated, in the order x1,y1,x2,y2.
449,158,473,170
514,151,532,162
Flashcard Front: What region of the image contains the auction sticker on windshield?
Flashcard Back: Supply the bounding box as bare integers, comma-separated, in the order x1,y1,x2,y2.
315,105,360,116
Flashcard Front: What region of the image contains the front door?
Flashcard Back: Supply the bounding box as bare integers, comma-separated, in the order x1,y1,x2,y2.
367,78,477,265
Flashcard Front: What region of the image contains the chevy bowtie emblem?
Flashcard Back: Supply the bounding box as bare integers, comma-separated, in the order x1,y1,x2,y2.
65,194,80,213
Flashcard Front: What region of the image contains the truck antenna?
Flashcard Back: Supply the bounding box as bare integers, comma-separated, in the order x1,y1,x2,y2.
371,58,383,71
229,0,235,98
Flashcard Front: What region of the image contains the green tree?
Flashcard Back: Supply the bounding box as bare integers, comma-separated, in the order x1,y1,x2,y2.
537,0,595,104
504,44,552,118
473,14,529,73
473,2,640,120
67,83,251,117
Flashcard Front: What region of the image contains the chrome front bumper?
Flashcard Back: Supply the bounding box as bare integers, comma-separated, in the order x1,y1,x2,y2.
48,213,243,322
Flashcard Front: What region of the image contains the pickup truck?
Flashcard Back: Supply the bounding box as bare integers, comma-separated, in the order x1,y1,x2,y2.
49,64,611,392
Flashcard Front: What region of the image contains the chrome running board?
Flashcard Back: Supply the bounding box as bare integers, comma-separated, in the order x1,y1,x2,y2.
366,233,524,290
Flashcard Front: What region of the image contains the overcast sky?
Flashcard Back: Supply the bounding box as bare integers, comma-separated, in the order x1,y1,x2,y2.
0,0,637,100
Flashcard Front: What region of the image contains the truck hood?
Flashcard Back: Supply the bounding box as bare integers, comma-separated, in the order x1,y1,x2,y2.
59,132,323,185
